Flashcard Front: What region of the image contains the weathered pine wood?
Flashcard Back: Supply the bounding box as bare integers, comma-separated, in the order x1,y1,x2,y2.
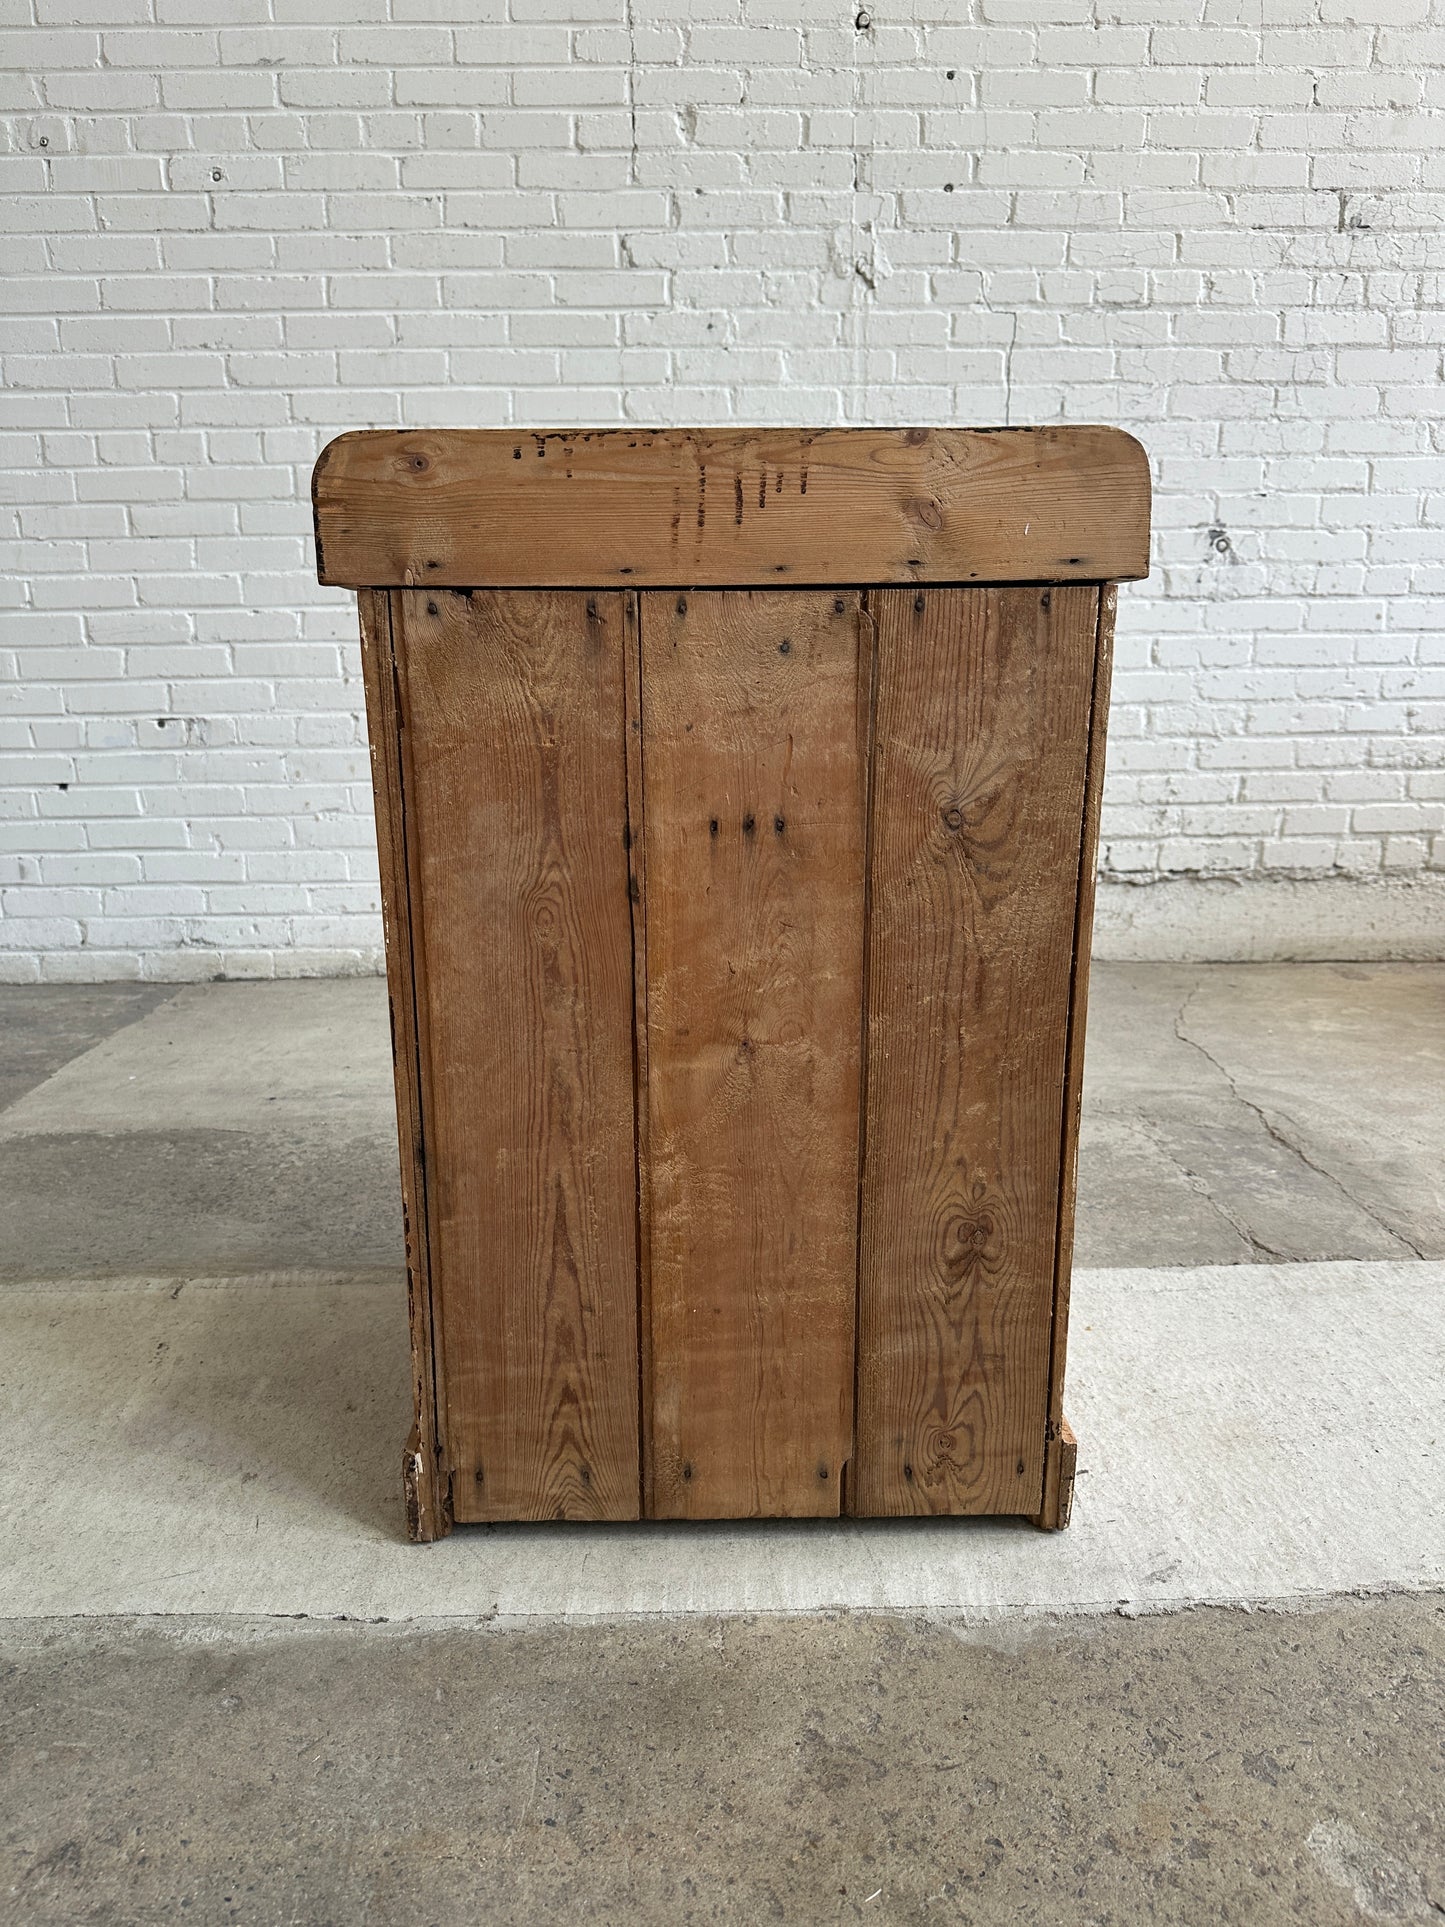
621,591,653,1517
394,588,641,1522
355,588,447,1542
314,427,1150,591
1034,584,1117,1531
640,589,869,1518
1042,1417,1079,1531
852,585,1101,1517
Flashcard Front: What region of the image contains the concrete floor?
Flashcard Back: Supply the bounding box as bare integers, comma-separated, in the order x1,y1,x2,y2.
1,963,1443,1923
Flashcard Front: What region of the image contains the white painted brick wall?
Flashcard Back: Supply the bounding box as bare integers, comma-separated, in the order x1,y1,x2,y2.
2,0,1443,979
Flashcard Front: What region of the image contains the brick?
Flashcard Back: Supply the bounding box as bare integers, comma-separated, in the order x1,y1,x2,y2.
1,11,1441,973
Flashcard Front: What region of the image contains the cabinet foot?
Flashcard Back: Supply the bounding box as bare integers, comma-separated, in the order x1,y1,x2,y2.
402,1423,452,1543
1031,1416,1078,1532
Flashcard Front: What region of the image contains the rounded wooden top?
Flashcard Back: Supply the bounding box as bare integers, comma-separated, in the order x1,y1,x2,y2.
313,425,1150,590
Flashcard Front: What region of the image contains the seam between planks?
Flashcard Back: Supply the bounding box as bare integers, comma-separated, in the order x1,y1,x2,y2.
846,590,882,1520
622,590,652,1521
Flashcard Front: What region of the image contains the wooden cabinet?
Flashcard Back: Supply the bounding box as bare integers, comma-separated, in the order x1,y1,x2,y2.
313,426,1150,1540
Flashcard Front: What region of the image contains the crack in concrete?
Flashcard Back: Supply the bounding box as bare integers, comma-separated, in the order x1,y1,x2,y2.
1173,988,1426,1262
1111,1105,1289,1262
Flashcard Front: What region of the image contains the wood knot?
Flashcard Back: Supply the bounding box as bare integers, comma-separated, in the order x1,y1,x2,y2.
941,804,964,832
778,638,791,654
407,453,429,472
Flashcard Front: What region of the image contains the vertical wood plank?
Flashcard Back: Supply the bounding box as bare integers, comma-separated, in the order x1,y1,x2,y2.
641,589,869,1519
621,590,653,1519
356,588,448,1541
854,584,1101,1516
395,588,641,1522
1035,584,1116,1530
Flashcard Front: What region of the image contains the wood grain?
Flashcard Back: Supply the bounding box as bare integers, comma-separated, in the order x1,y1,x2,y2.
355,588,449,1541
621,590,653,1517
1034,584,1117,1531
640,589,869,1519
395,588,641,1522
313,426,1150,590
853,585,1101,1517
